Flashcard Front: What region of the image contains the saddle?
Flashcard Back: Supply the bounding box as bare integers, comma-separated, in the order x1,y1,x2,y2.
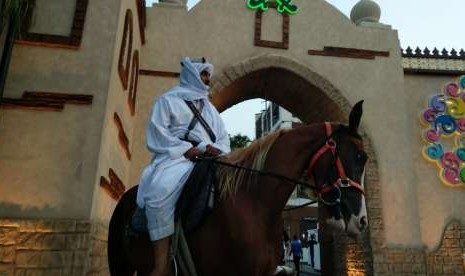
175,157,219,230
129,158,219,234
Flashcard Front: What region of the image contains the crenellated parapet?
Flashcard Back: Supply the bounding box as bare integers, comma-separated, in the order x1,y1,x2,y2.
402,47,465,74
402,47,465,60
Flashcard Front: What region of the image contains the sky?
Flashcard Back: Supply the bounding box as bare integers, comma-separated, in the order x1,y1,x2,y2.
147,0,465,139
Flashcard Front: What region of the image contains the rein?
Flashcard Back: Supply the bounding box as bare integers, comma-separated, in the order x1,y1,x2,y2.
209,159,319,191
205,159,319,212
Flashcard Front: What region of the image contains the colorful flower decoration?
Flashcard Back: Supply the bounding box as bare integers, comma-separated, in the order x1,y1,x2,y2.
421,75,465,187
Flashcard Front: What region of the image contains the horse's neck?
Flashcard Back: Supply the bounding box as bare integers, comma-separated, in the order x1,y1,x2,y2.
244,125,326,221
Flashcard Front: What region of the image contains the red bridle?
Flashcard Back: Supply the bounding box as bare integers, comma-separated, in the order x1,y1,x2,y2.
307,123,365,203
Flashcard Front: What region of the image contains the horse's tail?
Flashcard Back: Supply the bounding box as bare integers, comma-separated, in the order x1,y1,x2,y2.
108,185,139,276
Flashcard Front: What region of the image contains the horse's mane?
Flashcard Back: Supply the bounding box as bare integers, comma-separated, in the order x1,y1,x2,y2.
217,129,287,199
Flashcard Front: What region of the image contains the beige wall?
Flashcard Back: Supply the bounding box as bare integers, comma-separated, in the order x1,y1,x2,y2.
134,0,423,247
129,76,181,186
90,0,143,224
0,0,122,219
405,74,465,250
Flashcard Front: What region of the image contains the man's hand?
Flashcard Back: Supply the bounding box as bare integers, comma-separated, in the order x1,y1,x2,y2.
184,147,203,160
205,145,222,157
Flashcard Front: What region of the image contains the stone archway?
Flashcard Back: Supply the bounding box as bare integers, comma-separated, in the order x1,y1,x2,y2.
210,54,381,275
210,54,350,119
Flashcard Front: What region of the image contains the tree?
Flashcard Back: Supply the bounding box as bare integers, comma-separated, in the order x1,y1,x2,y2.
229,134,252,150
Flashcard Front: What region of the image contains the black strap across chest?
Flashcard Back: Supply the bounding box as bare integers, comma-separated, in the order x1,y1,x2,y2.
184,100,204,141
184,100,217,143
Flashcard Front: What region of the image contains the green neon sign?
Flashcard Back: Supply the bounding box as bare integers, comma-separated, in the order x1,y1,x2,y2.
276,0,298,15
247,0,299,15
247,0,269,12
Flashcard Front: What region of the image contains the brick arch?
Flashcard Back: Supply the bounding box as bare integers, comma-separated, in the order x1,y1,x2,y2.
210,54,381,275
128,50,139,116
118,9,134,90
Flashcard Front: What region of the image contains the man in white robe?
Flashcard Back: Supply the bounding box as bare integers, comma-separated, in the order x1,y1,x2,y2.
136,57,230,276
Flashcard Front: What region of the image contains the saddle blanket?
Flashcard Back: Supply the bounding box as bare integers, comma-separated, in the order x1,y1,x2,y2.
130,158,219,234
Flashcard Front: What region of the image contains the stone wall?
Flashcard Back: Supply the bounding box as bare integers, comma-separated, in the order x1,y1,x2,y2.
371,220,465,275
326,221,465,275
87,223,109,276
0,219,108,276
375,248,426,276
320,230,373,276
425,220,465,275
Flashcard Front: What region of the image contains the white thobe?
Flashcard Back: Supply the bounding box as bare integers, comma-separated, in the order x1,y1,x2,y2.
136,84,230,241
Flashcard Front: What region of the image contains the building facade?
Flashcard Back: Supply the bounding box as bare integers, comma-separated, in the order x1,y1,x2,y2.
255,102,302,139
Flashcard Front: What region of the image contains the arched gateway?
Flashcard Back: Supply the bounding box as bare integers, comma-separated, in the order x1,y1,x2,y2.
1,0,465,275
209,54,379,275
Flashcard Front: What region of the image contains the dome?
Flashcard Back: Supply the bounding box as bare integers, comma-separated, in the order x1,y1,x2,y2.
350,0,381,25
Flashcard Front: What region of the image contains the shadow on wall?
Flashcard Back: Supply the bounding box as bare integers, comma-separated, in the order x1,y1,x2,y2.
0,201,58,217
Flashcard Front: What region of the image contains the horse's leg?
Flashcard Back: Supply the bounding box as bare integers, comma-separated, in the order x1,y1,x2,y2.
108,187,139,276
108,214,136,275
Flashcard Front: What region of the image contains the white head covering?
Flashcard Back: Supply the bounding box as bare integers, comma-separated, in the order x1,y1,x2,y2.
191,62,213,77
166,57,214,101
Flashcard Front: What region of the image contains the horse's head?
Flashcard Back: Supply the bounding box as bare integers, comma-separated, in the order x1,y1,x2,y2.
309,101,368,237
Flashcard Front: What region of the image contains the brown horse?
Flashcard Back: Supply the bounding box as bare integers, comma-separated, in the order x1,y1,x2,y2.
108,101,368,276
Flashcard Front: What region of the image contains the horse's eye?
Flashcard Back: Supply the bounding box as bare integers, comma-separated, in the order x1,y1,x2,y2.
357,152,368,162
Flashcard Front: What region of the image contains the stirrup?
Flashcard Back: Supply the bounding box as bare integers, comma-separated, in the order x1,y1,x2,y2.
170,220,198,276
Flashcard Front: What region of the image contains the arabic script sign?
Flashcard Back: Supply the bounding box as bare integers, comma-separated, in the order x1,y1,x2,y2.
421,75,465,187
247,0,299,15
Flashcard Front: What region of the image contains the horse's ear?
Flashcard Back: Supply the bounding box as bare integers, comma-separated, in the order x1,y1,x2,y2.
348,100,363,134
